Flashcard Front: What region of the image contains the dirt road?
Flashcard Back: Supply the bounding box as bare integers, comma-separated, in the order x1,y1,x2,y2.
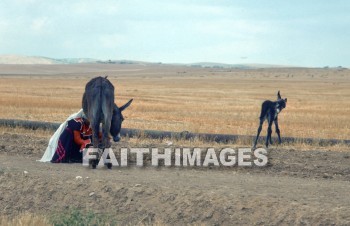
0,133,349,225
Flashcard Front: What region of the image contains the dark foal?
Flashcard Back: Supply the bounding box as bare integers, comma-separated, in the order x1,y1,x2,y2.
253,91,287,148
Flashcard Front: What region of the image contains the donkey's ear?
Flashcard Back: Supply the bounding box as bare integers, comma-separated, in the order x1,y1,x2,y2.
120,99,133,111
285,98,287,103
277,91,282,100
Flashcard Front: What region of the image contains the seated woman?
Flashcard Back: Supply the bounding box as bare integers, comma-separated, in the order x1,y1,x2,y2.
51,115,92,163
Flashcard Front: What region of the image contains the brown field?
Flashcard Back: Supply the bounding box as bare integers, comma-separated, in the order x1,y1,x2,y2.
0,64,349,141
0,64,350,225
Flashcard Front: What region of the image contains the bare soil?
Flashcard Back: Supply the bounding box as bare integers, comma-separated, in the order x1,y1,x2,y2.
0,133,349,225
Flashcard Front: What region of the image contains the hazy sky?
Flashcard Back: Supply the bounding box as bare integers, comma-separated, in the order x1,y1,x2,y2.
0,0,349,67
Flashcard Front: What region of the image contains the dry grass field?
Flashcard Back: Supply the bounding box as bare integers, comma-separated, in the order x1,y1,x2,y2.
0,64,350,225
0,64,349,141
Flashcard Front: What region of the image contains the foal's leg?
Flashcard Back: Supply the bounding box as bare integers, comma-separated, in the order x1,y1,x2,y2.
269,125,273,145
253,118,264,148
274,117,281,144
266,117,273,148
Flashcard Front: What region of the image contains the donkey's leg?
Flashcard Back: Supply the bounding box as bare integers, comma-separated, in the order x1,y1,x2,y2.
253,118,264,148
87,118,100,169
274,118,281,144
91,119,100,149
90,100,101,149
102,116,112,148
266,118,273,148
88,86,102,149
101,87,114,149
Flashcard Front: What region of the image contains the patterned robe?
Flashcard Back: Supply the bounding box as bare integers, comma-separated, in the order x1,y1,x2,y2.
51,118,92,163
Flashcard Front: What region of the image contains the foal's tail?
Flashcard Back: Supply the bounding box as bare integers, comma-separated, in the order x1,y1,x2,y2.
259,101,268,120
259,109,265,120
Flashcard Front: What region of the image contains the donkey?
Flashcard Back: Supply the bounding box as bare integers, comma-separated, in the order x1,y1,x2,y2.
82,76,133,149
253,91,287,148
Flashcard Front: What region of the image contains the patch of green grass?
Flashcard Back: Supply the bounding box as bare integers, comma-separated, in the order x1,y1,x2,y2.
49,209,118,226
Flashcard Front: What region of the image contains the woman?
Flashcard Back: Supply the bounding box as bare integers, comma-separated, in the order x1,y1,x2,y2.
50,114,92,163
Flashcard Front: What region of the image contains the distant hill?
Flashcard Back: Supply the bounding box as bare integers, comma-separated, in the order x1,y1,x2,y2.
56,58,99,64
188,62,294,69
0,55,60,64
0,54,297,69
0,55,99,64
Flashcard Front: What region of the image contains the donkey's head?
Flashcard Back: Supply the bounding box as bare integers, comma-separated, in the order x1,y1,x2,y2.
110,99,133,142
276,91,287,113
